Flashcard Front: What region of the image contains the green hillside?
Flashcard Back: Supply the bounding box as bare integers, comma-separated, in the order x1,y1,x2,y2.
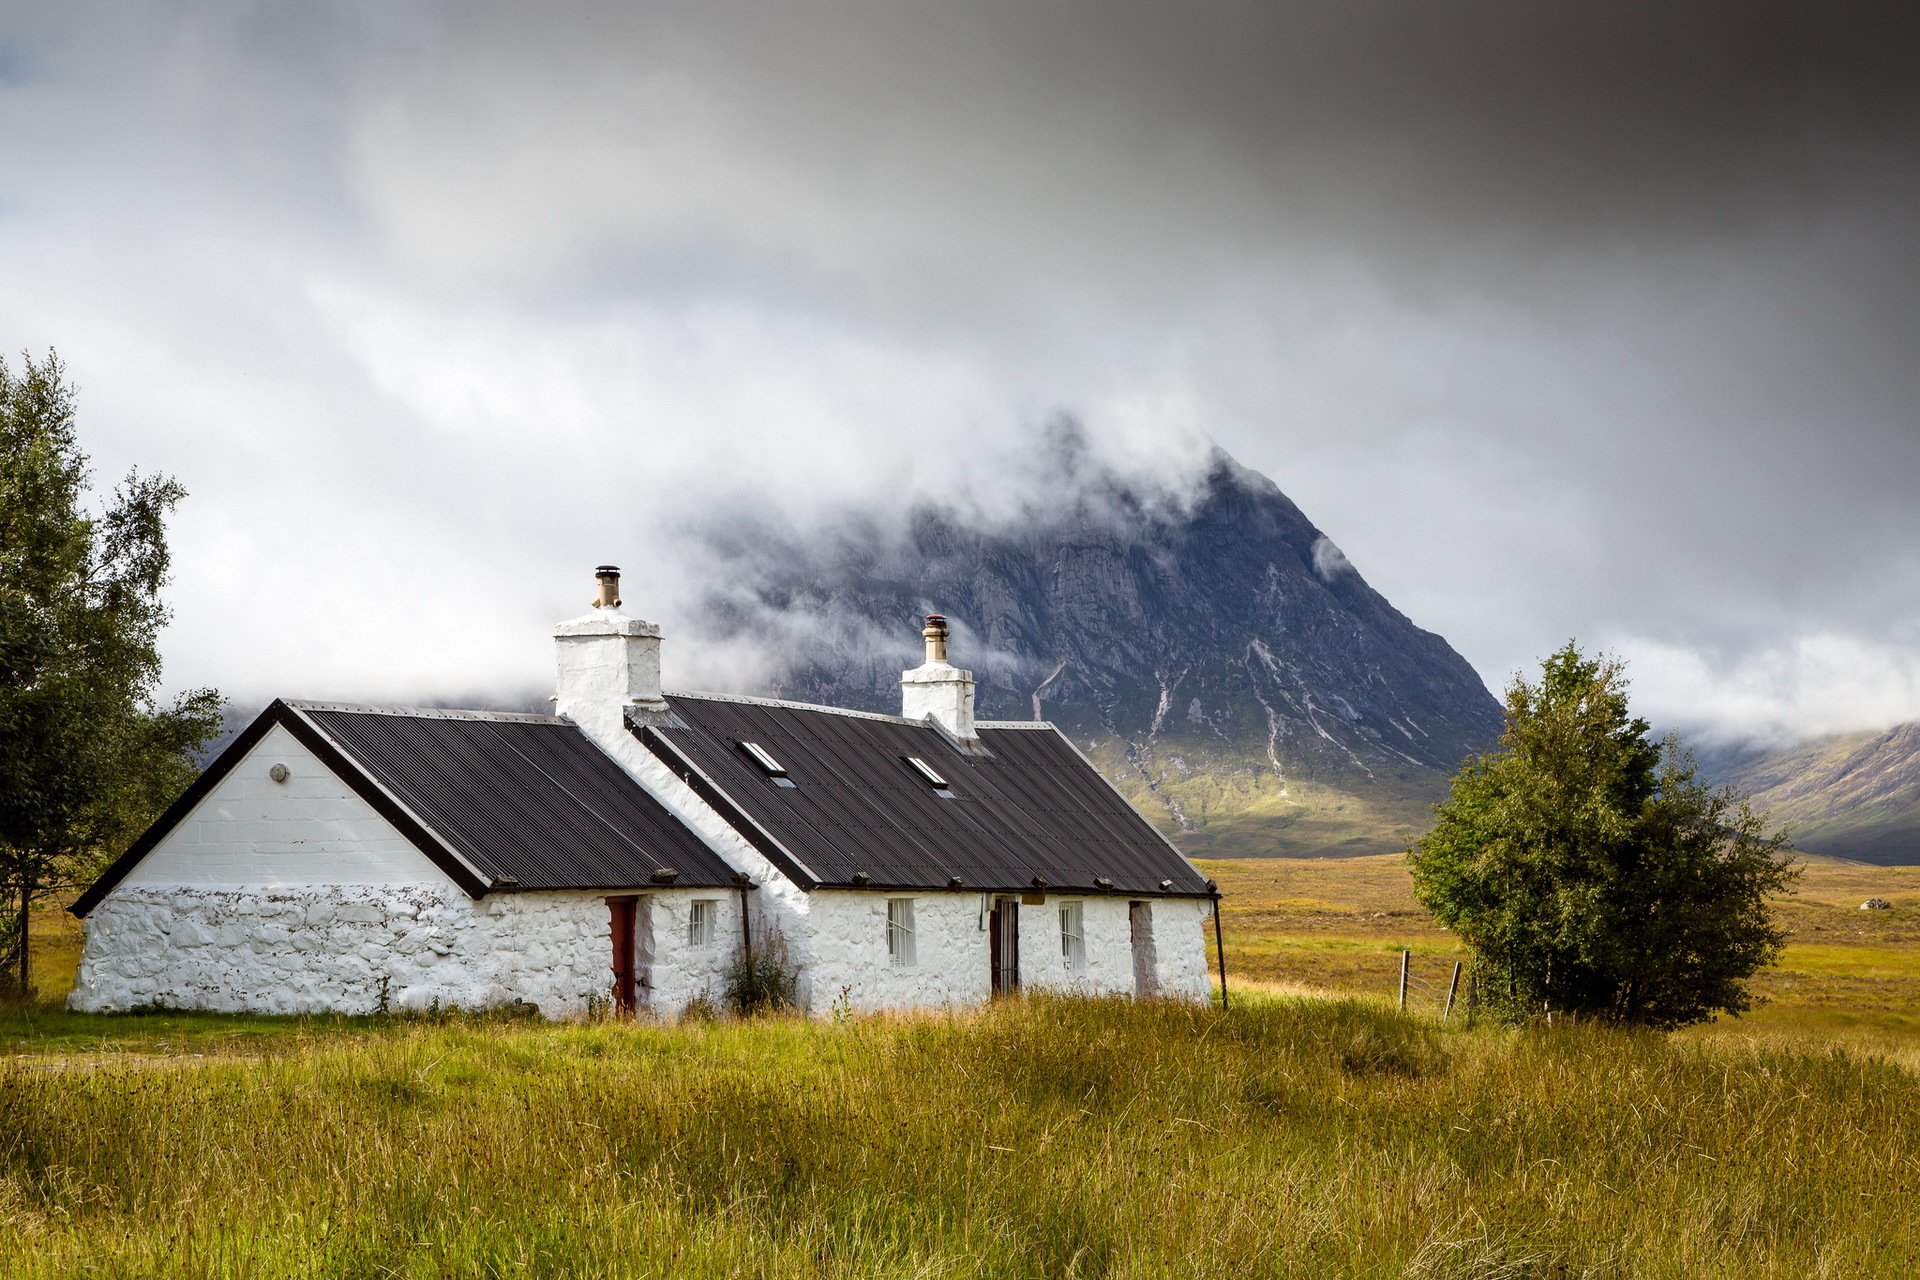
1705,723,1920,865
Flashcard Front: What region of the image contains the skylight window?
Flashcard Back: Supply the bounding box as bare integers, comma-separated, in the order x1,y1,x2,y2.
904,756,951,790
739,741,797,787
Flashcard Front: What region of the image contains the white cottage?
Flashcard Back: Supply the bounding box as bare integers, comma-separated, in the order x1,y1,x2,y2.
68,567,1219,1017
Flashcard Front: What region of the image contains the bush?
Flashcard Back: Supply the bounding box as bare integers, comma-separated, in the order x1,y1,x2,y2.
1410,642,1799,1028
723,924,798,1014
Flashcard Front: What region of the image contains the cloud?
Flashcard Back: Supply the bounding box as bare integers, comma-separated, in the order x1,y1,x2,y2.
1310,536,1352,585
1615,632,1920,746
0,2,1914,741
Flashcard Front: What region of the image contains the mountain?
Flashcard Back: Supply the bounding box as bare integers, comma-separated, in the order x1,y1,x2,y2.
686,439,1504,857
1701,724,1920,865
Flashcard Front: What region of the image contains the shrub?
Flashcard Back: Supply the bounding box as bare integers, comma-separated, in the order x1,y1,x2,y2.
723,924,798,1014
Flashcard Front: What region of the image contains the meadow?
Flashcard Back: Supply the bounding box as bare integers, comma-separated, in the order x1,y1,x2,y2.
2,855,1917,1278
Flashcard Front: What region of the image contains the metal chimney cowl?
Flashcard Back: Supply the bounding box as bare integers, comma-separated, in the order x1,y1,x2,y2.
901,612,976,741
554,565,664,743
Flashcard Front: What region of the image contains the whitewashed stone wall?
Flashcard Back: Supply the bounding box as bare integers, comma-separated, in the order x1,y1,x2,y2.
67,719,750,1018
1146,898,1215,1001
70,883,741,1018
1016,897,1134,997
795,890,1213,1012
803,891,989,1012
119,724,450,888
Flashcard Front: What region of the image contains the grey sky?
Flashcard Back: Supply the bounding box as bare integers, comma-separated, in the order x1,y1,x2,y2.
3,1,1916,743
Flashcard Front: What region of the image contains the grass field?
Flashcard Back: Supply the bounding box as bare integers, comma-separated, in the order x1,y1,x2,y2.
5,856,1919,1277
1195,853,1920,1067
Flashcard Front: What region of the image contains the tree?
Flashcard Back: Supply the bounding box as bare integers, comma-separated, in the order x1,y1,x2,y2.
1408,642,1797,1029
0,352,222,999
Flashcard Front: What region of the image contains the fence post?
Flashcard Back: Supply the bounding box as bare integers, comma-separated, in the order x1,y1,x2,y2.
1397,948,1410,1012
1443,961,1462,1020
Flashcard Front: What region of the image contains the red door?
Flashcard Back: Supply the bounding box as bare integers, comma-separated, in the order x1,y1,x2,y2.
608,897,638,1014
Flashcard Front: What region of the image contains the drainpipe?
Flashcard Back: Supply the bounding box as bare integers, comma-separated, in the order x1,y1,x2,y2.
1208,880,1228,1012
733,873,756,974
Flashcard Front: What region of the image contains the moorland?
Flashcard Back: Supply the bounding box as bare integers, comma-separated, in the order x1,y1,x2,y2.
3,854,1917,1278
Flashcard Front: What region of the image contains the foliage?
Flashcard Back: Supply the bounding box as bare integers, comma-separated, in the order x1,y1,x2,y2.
1408,643,1798,1029
723,923,799,1014
0,352,221,997
1,995,1915,1277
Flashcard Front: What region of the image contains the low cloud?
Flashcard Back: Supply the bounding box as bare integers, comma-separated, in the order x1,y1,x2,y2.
1599,633,1920,747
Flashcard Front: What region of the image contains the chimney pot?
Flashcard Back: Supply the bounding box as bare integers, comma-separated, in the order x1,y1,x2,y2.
921,614,949,664
593,566,622,609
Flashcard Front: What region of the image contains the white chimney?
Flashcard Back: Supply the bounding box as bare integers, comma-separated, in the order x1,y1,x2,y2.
901,613,976,741
554,565,663,742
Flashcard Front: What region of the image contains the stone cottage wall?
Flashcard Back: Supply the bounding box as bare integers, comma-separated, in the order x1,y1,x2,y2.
798,890,1213,1012
70,883,740,1018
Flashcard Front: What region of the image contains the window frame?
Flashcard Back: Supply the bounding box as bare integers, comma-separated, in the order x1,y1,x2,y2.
1059,900,1086,971
886,897,918,968
688,898,718,948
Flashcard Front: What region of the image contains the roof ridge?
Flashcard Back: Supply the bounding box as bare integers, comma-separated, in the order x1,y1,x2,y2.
283,700,566,724
663,689,925,725
975,720,1057,730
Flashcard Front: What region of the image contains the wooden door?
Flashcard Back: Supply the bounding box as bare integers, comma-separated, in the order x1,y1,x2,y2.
1129,901,1158,997
608,897,638,1014
990,898,1021,996
607,896,654,1015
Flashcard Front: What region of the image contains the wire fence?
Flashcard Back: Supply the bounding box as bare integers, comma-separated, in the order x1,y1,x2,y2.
1394,949,1471,1022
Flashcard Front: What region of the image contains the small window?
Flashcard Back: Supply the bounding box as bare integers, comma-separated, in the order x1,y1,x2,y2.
887,898,917,968
740,741,797,788
903,756,956,798
688,899,718,947
1059,901,1085,971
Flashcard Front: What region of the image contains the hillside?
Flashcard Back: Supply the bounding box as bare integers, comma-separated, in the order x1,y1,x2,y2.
1703,723,1920,865
687,436,1502,857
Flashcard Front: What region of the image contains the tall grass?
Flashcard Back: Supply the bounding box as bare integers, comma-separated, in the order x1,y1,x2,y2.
4,995,1916,1278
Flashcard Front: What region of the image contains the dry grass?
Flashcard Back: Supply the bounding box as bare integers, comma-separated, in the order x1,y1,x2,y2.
4,996,1918,1278
1197,853,1920,1065
7,859,1919,1276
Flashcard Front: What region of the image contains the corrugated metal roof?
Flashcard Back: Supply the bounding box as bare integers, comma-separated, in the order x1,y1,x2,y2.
294,703,737,891
644,694,1212,897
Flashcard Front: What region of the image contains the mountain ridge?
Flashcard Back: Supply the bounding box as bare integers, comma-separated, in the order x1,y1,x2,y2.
685,438,1505,857
1700,723,1920,865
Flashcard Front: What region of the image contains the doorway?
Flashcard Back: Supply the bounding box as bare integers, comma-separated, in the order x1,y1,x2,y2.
990,897,1021,996
1129,901,1158,997
607,895,654,1014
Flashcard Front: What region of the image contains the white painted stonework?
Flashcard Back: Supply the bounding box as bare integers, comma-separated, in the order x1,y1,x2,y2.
553,603,664,743
900,660,976,741
119,724,447,888
68,721,747,1017
797,890,1210,1012
70,882,740,1017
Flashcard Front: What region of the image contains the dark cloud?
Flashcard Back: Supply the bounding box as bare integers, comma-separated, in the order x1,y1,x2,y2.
0,1,1915,741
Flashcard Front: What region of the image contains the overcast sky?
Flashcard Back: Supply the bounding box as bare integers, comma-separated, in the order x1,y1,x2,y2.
3,1,1916,745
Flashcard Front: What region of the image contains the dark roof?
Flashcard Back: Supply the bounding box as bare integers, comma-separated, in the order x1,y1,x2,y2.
637,693,1212,897
72,700,737,916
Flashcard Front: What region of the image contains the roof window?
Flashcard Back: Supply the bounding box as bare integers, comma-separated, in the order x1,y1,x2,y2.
739,741,797,788
904,756,956,799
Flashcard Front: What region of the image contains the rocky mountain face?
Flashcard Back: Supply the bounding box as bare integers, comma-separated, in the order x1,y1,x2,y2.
687,442,1504,857
1702,724,1920,866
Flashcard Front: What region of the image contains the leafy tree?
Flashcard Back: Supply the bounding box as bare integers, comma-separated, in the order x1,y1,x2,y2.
0,352,222,999
1409,642,1796,1028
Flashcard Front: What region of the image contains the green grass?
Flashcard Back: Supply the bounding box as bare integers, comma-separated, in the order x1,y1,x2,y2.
8,857,1920,1276
1199,853,1920,1063
3,994,1918,1278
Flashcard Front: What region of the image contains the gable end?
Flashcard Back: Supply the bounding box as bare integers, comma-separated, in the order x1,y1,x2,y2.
69,700,494,917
